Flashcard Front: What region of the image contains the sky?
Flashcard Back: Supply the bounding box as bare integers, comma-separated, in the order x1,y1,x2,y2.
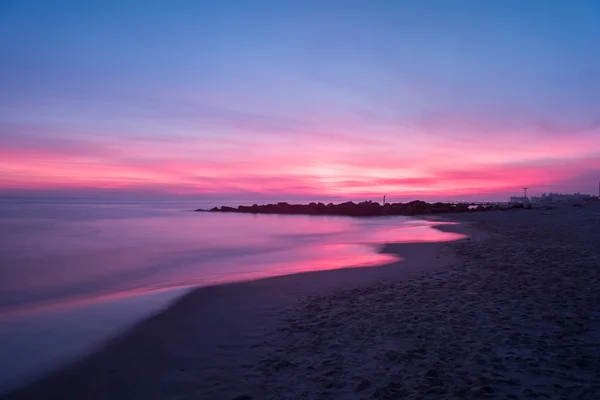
1,0,599,202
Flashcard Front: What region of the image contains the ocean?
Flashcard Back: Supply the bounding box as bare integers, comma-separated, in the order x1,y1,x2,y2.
0,198,461,392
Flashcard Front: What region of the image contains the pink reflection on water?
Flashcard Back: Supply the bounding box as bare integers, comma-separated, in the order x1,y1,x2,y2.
0,243,400,319
1,213,464,317
0,203,467,391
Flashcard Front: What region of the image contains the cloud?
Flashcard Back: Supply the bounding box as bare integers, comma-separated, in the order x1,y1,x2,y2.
0,123,124,158
2,118,599,201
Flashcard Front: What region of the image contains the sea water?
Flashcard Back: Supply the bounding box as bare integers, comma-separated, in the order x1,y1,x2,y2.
0,198,461,391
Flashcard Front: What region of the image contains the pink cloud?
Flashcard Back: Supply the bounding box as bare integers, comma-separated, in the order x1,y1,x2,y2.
2,113,599,201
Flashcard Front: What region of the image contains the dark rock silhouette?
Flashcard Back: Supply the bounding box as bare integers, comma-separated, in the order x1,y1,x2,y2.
196,200,515,217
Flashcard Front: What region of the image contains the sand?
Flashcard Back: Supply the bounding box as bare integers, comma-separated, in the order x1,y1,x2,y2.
4,202,600,399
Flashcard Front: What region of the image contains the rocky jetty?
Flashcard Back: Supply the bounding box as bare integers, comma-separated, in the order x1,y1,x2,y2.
196,200,524,217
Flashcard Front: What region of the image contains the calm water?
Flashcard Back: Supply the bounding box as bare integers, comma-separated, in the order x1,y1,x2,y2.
0,198,462,391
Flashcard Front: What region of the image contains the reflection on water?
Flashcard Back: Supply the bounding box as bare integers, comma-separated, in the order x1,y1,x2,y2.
0,201,461,315
0,199,463,392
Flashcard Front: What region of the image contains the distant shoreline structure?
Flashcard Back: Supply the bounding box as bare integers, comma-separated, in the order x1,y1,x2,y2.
509,192,596,204
196,200,526,217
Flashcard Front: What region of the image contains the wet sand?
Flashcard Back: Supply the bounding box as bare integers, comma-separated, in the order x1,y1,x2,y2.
5,203,600,399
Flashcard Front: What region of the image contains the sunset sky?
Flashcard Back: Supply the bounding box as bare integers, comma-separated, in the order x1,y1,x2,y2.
1,0,599,202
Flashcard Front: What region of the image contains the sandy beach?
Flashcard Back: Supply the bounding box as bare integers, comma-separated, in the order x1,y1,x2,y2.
5,202,600,399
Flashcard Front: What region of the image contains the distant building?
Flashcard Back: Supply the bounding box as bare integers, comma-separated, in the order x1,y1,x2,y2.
510,196,529,203
529,192,593,203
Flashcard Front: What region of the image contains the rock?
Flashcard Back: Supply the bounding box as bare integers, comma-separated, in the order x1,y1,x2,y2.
469,385,495,397
424,369,439,379
523,388,539,397
372,381,403,398
426,385,448,394
232,395,252,400
431,202,455,213
355,378,372,391
455,204,471,212
195,200,488,217
500,377,521,385
574,357,590,368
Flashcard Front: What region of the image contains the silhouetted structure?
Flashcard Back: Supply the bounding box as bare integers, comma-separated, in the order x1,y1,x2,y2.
529,193,593,203
510,196,529,204
196,200,521,217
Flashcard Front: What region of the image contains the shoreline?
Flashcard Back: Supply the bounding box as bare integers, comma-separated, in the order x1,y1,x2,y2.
2,220,475,399
7,203,600,399
253,203,600,399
